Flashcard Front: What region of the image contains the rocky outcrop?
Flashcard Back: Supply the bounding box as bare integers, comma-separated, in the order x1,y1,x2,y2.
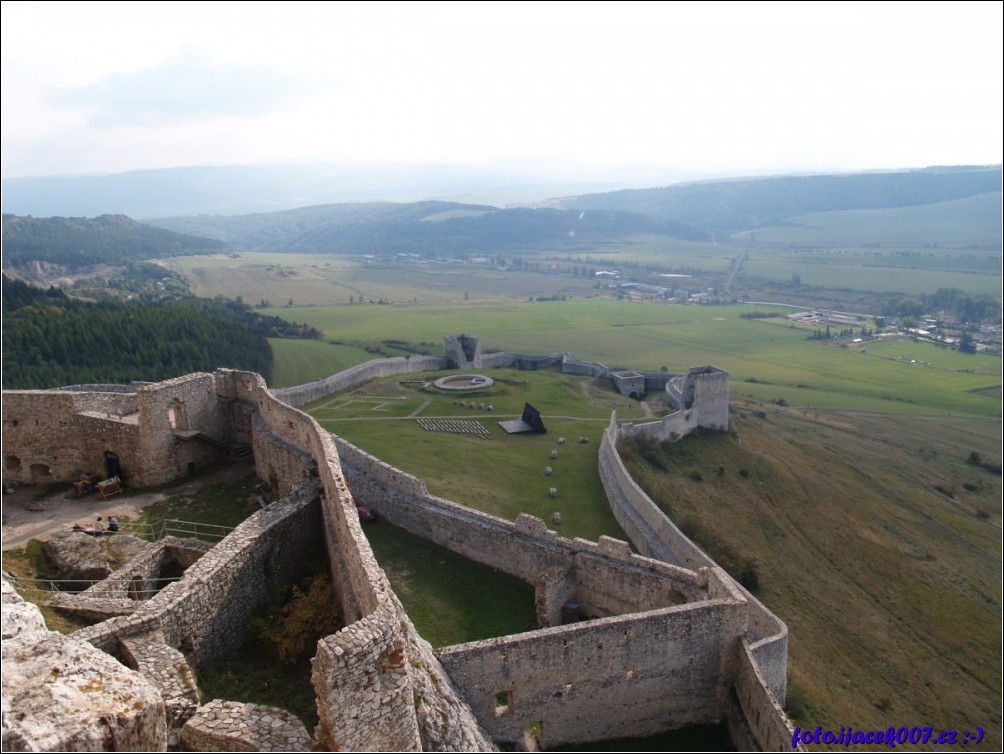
1,578,167,752
42,532,149,583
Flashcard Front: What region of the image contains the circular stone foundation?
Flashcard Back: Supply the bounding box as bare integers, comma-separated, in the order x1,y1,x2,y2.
433,374,495,391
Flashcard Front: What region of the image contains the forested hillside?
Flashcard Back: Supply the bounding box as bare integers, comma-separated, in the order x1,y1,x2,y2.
151,201,682,253
1,276,286,389
1,213,226,269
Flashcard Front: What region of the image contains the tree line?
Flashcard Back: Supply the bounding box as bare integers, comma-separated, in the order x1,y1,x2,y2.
1,277,318,389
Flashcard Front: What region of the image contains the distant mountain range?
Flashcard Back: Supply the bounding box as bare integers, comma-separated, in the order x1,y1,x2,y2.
148,165,1000,253
2,165,999,272
0,162,646,220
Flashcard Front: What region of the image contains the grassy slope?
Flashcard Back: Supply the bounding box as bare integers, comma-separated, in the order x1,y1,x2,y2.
732,192,1002,246
625,405,1001,750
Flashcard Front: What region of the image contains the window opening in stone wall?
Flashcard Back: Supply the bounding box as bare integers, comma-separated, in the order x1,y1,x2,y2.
5,455,22,469
29,463,52,482
167,400,187,430
494,690,512,716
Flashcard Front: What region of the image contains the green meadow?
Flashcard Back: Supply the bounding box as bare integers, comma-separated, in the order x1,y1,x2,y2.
309,368,628,542
267,299,998,419
741,249,1000,297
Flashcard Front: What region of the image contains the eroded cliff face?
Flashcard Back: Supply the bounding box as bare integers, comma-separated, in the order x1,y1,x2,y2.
1,578,167,752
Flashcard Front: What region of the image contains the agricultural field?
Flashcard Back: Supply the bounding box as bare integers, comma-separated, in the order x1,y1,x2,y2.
162,252,603,307
739,248,1000,298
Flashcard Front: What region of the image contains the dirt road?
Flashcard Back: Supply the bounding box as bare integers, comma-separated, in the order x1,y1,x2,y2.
1,464,253,551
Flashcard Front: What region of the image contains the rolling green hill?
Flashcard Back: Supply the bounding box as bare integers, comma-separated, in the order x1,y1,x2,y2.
731,191,1001,246
151,201,672,253
1,213,226,269
559,165,1002,236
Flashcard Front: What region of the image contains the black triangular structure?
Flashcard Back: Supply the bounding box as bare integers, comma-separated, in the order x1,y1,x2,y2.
498,403,547,434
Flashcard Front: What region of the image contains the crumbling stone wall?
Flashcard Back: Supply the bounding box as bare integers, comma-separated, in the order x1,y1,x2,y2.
3,390,118,484
47,537,212,622
444,333,483,369
2,373,229,488
69,487,322,665
222,370,496,751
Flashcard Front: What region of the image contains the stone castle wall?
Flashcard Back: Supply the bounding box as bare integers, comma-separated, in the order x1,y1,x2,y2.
337,440,707,616
438,580,746,749
71,488,323,666
336,437,770,749
272,355,448,407
597,409,791,735
221,370,494,751
3,335,792,751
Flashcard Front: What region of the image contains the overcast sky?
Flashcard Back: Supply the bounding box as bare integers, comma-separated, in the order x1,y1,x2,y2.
2,1,1001,181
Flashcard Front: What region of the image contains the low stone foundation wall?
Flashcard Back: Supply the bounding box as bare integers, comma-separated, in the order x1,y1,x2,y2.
48,536,212,621
181,699,313,752
71,488,322,666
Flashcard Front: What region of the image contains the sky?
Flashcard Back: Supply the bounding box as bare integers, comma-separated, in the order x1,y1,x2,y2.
2,1,1002,181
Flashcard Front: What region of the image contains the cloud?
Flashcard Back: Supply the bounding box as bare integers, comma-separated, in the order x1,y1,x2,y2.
50,48,323,125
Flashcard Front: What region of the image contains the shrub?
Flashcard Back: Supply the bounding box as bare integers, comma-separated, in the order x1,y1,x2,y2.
255,574,342,664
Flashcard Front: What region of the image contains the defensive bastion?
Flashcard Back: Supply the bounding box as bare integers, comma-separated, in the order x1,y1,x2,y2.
2,335,796,751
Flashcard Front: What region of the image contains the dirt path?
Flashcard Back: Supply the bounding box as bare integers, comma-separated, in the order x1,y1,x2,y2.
1,463,253,551
408,398,432,417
